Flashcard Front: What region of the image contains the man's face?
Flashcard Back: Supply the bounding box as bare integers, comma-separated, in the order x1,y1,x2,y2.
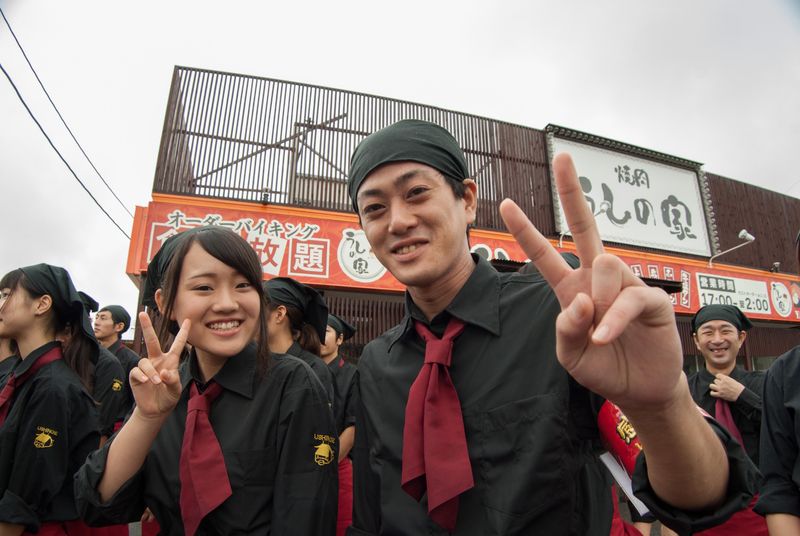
693,320,746,371
356,162,477,290
320,325,342,359
93,311,122,342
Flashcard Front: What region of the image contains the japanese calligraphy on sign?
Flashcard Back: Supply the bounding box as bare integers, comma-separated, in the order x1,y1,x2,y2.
550,138,712,256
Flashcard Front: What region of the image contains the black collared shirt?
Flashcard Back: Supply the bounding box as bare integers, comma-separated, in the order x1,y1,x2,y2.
76,343,338,535
108,339,141,418
349,255,757,536
687,365,765,465
327,355,357,435
755,346,800,517
0,341,99,532
0,357,18,385
93,346,127,437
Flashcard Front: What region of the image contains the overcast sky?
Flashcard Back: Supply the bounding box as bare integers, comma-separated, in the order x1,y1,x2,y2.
1,0,799,340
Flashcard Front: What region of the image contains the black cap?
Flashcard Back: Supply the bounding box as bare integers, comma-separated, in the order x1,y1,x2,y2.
348,119,469,212
264,277,328,341
692,304,753,333
78,291,99,313
327,314,356,341
99,305,132,334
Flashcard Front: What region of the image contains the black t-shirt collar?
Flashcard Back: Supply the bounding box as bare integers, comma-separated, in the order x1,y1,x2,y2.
14,340,61,376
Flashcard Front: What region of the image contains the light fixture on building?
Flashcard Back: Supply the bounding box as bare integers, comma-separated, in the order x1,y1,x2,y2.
770,261,781,273
708,229,756,268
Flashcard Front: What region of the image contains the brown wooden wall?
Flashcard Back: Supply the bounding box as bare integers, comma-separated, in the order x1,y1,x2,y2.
706,173,800,272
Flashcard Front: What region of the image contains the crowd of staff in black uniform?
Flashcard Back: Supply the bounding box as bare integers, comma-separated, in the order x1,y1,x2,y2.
0,120,799,536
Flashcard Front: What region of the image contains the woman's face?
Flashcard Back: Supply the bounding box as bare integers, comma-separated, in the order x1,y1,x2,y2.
168,243,261,363
0,286,37,340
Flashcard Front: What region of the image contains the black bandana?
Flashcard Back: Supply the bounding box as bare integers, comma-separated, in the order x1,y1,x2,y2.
78,291,99,313
692,304,753,333
264,278,328,341
142,227,215,309
100,305,132,333
348,119,469,212
327,314,356,341
19,264,98,362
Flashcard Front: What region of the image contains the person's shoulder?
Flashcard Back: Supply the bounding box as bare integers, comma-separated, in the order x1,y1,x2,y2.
269,352,324,390
767,346,800,381
96,346,124,372
360,323,404,362
32,361,94,405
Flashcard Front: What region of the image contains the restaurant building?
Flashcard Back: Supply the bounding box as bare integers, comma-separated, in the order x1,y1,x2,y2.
127,66,800,372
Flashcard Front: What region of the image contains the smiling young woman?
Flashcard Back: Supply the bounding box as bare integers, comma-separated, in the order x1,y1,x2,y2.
75,226,338,535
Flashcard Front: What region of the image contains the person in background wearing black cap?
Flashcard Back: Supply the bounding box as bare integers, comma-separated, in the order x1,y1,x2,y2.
755,230,800,534
93,305,140,419
72,292,127,448
0,264,99,535
686,304,767,535
75,226,337,535
346,119,757,535
321,314,358,536
264,277,337,408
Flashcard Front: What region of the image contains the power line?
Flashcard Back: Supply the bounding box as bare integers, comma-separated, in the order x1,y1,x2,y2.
0,62,131,240
0,7,134,219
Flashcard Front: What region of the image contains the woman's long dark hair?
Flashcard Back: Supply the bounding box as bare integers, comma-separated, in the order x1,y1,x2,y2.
153,228,272,377
266,302,322,357
0,269,94,391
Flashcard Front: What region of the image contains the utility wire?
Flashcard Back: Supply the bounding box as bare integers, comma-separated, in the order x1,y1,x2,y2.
0,62,131,240
0,7,134,218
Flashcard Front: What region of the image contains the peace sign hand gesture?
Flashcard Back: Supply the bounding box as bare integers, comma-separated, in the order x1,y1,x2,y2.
500,154,683,413
130,311,190,420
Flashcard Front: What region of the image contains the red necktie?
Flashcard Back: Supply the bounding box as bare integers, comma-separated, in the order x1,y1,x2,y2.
714,398,745,447
402,318,473,533
179,381,232,536
0,346,62,426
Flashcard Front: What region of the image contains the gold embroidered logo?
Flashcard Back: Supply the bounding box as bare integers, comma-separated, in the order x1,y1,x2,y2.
314,442,335,466
34,426,58,449
112,379,123,392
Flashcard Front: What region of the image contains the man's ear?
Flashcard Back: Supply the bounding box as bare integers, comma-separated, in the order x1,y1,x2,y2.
692,333,701,352
462,179,478,226
114,322,126,335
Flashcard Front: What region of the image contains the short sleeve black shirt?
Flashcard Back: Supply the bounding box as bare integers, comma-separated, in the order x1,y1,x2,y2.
93,346,127,437
327,355,358,434
0,342,99,532
108,339,141,417
75,343,339,535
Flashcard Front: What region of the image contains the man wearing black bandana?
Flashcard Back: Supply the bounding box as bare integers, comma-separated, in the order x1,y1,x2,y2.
94,304,140,418
346,119,757,536
687,304,768,535
755,230,800,533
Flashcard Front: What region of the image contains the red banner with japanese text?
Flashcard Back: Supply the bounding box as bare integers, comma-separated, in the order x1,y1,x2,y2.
128,195,800,323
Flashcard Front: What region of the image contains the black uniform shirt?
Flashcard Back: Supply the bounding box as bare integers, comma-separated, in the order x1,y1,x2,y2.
349,255,757,536
0,341,99,532
755,346,800,517
687,365,765,465
93,346,127,437
327,355,358,434
76,343,338,535
0,357,18,386
108,339,140,417
287,341,337,411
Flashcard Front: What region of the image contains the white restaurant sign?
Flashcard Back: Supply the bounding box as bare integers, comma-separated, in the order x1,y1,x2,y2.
550,136,712,257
